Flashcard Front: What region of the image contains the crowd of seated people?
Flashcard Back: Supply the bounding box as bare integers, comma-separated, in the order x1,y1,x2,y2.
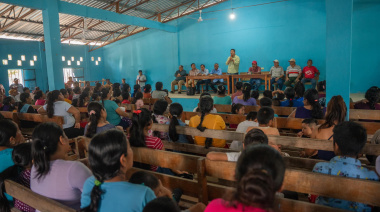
1,75,380,212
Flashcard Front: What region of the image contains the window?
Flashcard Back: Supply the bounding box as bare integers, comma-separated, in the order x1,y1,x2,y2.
63,68,84,86
8,69,24,86
7,69,37,91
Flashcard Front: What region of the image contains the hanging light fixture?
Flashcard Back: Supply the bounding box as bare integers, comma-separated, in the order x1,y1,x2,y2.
95,61,99,65
77,61,80,66
71,56,74,61
98,57,101,61
68,60,71,65
229,0,235,20
80,57,83,62
17,60,22,66
21,55,26,61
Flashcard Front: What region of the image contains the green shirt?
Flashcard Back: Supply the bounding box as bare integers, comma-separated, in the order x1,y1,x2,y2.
213,96,232,105
101,100,120,126
226,55,240,73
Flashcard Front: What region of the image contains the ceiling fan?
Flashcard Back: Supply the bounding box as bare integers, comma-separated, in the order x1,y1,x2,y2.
186,10,216,23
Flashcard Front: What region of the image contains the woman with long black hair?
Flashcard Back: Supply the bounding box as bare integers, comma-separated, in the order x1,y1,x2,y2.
167,103,189,144
30,123,91,210
80,130,155,212
232,83,257,106
84,102,117,138
289,88,325,119
100,88,130,129
37,90,83,138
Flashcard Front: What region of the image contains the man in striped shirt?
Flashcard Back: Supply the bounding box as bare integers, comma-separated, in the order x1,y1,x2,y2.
284,58,302,88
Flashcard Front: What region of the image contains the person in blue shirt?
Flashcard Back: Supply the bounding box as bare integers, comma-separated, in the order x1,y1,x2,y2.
312,121,379,212
277,87,304,107
209,63,223,93
81,129,156,212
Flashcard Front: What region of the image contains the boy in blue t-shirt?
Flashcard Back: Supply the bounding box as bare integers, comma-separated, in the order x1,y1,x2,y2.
312,121,379,211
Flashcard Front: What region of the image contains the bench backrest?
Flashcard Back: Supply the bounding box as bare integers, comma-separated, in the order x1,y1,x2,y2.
214,104,296,116
349,109,380,121
17,113,64,128
205,159,380,207
4,180,75,212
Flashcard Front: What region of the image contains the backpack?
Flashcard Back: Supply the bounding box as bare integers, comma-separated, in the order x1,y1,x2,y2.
187,87,195,96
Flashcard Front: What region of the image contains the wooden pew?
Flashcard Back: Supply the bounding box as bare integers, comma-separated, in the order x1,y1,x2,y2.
205,159,380,207
130,147,349,211
16,113,64,128
4,180,75,212
214,104,296,116
0,111,19,125
349,109,380,121
152,124,380,155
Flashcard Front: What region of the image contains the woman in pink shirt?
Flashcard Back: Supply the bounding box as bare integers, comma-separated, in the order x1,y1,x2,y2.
205,145,285,212
34,90,46,106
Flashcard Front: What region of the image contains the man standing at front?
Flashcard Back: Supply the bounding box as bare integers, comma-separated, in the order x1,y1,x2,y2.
209,63,223,93
171,65,187,94
196,64,210,94
226,49,240,91
301,59,319,89
270,59,285,91
10,78,24,94
136,70,147,88
284,58,302,88
248,61,261,91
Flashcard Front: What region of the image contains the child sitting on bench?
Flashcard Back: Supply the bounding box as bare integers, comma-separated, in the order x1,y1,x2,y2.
229,111,258,151
246,107,280,136
298,119,318,158
312,121,379,211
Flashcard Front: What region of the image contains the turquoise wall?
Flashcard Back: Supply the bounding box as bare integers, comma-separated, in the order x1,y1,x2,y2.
0,39,104,93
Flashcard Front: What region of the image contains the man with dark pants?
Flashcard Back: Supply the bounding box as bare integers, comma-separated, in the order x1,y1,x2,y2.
196,64,210,94
209,63,223,93
270,59,285,90
226,49,240,92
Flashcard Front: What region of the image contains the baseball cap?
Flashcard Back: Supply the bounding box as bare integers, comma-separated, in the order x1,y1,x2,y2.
252,61,257,65
273,59,279,63
288,58,296,62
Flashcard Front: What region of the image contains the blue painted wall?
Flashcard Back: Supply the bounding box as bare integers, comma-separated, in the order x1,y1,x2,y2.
0,39,104,93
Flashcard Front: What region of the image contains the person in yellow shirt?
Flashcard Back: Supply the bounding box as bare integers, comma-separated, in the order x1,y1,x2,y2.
189,96,226,148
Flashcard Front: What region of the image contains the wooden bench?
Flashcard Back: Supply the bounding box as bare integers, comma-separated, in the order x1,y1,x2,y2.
205,159,380,208
4,180,75,212
129,147,352,211
214,104,296,116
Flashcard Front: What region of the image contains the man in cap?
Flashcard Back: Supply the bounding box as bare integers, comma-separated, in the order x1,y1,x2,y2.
248,61,261,91
9,78,24,94
269,59,285,90
284,58,302,88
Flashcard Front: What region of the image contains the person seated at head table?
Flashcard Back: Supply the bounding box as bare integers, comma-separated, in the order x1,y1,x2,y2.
195,64,210,94
186,63,200,88
209,63,223,93
301,59,319,89
246,107,280,136
205,145,285,212
170,65,187,94
270,59,285,91
312,121,379,211
232,83,257,106
284,58,302,88
248,60,262,91
229,112,258,151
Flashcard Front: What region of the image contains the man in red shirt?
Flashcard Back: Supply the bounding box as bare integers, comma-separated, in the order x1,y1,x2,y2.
301,59,319,89
248,61,261,91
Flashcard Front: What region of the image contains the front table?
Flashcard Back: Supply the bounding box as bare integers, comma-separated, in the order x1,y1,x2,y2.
231,74,271,93
186,75,231,95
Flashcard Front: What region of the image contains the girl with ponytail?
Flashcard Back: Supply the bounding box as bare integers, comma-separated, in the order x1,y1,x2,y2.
77,91,90,107
289,88,324,119
30,123,91,210
85,102,117,138
80,130,155,212
37,90,83,138
205,145,285,212
129,108,164,171
189,96,226,148
213,84,231,105
100,88,130,129
232,83,257,106
151,99,169,140
167,103,189,143
354,86,380,110
0,143,34,212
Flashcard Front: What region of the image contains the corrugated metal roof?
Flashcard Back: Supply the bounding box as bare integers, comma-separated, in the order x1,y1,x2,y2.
0,0,227,49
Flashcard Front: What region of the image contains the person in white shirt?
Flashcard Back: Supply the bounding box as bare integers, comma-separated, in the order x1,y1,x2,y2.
136,70,147,88
284,58,302,88
270,59,285,91
206,128,268,162
196,64,210,94
229,112,259,151
186,63,200,88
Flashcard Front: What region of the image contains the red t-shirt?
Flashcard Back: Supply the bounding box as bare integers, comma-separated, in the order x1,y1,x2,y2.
205,199,266,212
122,99,130,104
145,136,164,171
302,66,318,79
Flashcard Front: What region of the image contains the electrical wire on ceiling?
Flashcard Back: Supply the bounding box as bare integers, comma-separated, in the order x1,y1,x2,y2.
201,0,290,14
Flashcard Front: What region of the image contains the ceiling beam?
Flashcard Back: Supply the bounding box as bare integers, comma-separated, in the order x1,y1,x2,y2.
0,0,177,32
0,8,36,33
